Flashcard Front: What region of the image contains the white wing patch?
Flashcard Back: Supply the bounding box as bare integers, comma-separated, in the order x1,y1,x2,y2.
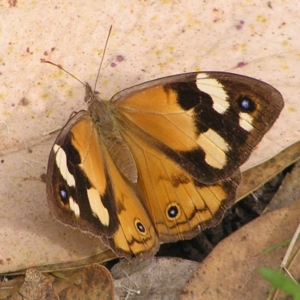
196,129,230,169
54,144,76,187
69,196,80,216
87,188,110,226
196,74,229,115
239,112,254,132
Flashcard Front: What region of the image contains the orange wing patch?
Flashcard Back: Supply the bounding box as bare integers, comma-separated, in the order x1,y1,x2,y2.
116,85,198,152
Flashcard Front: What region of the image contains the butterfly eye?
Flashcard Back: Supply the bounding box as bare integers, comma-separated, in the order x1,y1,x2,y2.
238,96,256,112
166,203,181,221
135,219,146,235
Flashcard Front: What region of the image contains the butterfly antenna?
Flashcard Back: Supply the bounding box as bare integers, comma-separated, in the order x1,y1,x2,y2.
93,25,112,92
41,26,112,90
41,59,86,87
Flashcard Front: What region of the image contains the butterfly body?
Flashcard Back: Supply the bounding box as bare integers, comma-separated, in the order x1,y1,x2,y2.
47,72,284,257
87,90,138,183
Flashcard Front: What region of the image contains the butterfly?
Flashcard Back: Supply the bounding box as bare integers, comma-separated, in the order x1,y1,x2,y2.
46,71,284,257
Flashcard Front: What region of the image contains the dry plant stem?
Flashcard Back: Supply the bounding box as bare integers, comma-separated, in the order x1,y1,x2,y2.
0,122,10,134
281,222,300,271
116,271,141,300
267,222,300,300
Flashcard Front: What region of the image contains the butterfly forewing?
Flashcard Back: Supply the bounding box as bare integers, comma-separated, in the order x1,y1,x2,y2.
114,72,284,184
47,111,119,237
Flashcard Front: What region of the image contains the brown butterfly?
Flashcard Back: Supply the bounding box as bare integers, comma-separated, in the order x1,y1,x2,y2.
46,71,284,257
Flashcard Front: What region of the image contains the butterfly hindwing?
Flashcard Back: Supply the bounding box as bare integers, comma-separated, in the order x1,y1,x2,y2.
122,129,241,242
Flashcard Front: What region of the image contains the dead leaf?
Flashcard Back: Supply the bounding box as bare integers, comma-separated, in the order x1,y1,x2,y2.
5,268,58,300
57,264,115,300
1,0,299,275
180,198,300,300
112,257,198,300
237,140,300,201
2,264,115,300
264,158,300,214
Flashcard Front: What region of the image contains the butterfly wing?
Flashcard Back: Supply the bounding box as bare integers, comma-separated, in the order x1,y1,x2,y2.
46,111,159,257
112,72,283,241
114,72,284,184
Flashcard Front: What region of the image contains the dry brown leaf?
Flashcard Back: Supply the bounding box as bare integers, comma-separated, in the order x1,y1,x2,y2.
57,264,115,300
5,268,58,300
0,276,24,299
112,257,198,300
1,0,299,275
36,250,116,274
180,198,300,300
1,265,115,300
264,158,300,214
237,140,300,201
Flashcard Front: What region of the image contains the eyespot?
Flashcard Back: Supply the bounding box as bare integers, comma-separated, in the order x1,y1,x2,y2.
166,203,181,221
59,186,68,205
135,219,146,235
238,96,256,113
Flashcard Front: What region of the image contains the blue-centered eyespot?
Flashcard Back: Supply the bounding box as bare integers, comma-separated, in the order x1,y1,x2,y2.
166,203,181,221
135,219,146,235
